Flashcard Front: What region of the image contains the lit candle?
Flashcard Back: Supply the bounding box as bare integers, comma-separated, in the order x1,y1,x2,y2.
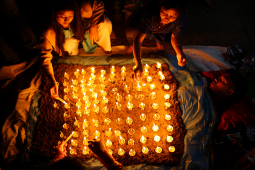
100,74,105,83
152,124,159,132
126,94,133,102
93,104,99,114
121,66,126,72
60,131,64,138
164,94,170,100
140,114,146,121
101,91,107,97
83,137,89,145
64,95,69,101
150,84,155,90
166,135,173,142
127,102,134,110
91,67,95,74
81,87,87,93
145,64,150,69
116,93,122,102
105,128,112,137
102,97,108,104
91,74,96,80
116,118,123,125
64,112,70,118
128,128,135,135
165,114,171,121
136,83,142,91
160,74,165,81
64,103,70,109
168,146,175,152
83,130,89,136
74,69,79,78
153,114,160,120
129,149,136,156
164,84,170,90
156,62,161,69
81,69,86,75
128,139,134,146
85,101,91,108
83,119,89,128
101,70,106,75
83,146,89,155
73,131,78,138
124,85,130,93
63,80,68,86
142,147,149,154
139,102,145,110
64,86,69,93
150,92,156,100
106,139,112,147
76,99,82,107
147,76,152,83
144,68,149,76
72,92,78,99
72,79,78,85
155,146,162,153
63,123,69,129
110,66,115,72
154,135,161,142
53,102,59,109
152,103,159,109
70,147,77,155
119,136,125,145
126,117,133,125
102,106,109,114
64,72,69,79
140,136,146,144
74,118,79,127
94,130,101,138
121,70,127,77
115,130,121,137
84,108,90,115
118,148,125,156
116,102,121,110
108,149,113,155
165,102,171,109
167,125,173,132
140,126,147,133
92,119,99,127
71,139,78,146
104,118,111,125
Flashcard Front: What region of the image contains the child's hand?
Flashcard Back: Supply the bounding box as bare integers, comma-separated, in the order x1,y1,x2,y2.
50,82,59,99
56,141,67,154
177,53,187,67
88,139,107,157
133,65,143,82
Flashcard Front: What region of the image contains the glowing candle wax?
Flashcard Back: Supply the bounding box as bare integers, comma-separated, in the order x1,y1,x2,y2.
105,128,112,137
108,149,113,155
63,123,69,129
116,118,123,125
118,148,125,156
142,147,149,154
53,102,59,109
83,130,89,136
64,72,69,79
140,136,147,144
150,84,155,90
145,64,150,69
91,74,96,80
129,149,136,156
63,80,68,86
83,146,89,155
164,84,170,90
71,139,78,146
169,146,175,152
83,95,89,101
152,124,159,132
141,126,147,133
64,87,69,93
139,102,145,110
85,101,91,108
70,147,77,155
93,104,99,114
150,92,156,100
64,95,69,101
116,102,121,111
121,66,126,72
94,130,101,138
160,75,165,81
106,139,112,147
128,139,134,146
81,88,87,94
102,97,108,104
121,70,127,77
136,83,142,91
102,106,109,114
92,119,99,127
167,125,173,132
60,131,64,138
128,128,135,135
84,108,90,115
76,99,82,107
165,102,171,109
104,118,111,125
72,92,78,99
127,102,134,110
101,70,106,75
126,95,133,102
83,137,89,145
147,76,152,83
116,93,122,102
115,130,121,137
64,103,70,109
126,117,133,125
74,69,79,78
140,114,146,121
110,66,115,72
101,91,107,97
83,119,89,128
156,62,161,69
155,146,162,153
124,85,130,93
74,118,79,127
154,135,161,142
164,94,170,100
119,136,125,145
63,112,70,118
138,94,144,100
81,69,86,75
167,135,173,142
152,103,159,109
165,114,171,121
153,114,160,120
91,67,95,74
72,79,78,85
73,131,78,138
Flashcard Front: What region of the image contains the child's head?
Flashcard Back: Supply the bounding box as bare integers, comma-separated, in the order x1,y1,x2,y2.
78,0,93,20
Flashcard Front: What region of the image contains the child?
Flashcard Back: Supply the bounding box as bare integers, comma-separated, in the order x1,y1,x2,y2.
40,0,85,99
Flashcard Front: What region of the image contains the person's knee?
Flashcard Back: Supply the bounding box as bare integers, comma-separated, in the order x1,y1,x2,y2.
98,18,112,33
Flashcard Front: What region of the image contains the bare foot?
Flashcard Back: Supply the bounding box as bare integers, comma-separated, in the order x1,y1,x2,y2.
124,45,133,54
156,43,165,51
99,46,112,54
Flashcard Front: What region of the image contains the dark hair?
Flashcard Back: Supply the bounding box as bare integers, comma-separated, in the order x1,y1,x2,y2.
226,69,248,102
47,156,85,170
158,0,186,13
51,0,85,56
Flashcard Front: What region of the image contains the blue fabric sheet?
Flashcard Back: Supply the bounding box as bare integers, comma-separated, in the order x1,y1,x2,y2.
25,52,215,170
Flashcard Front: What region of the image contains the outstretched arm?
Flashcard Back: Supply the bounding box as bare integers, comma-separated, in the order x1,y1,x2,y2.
171,34,186,67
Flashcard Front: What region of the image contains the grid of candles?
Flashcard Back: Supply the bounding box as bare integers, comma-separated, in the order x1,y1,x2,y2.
59,63,175,156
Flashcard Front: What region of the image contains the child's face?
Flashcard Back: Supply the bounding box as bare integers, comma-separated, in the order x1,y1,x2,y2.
80,3,92,20
56,10,74,28
160,7,179,25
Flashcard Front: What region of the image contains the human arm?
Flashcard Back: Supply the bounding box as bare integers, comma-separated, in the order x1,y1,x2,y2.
171,34,186,67
133,30,146,81
50,141,67,164
88,140,123,170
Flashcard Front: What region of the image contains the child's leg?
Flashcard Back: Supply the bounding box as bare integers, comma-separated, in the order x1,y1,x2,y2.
96,16,112,52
